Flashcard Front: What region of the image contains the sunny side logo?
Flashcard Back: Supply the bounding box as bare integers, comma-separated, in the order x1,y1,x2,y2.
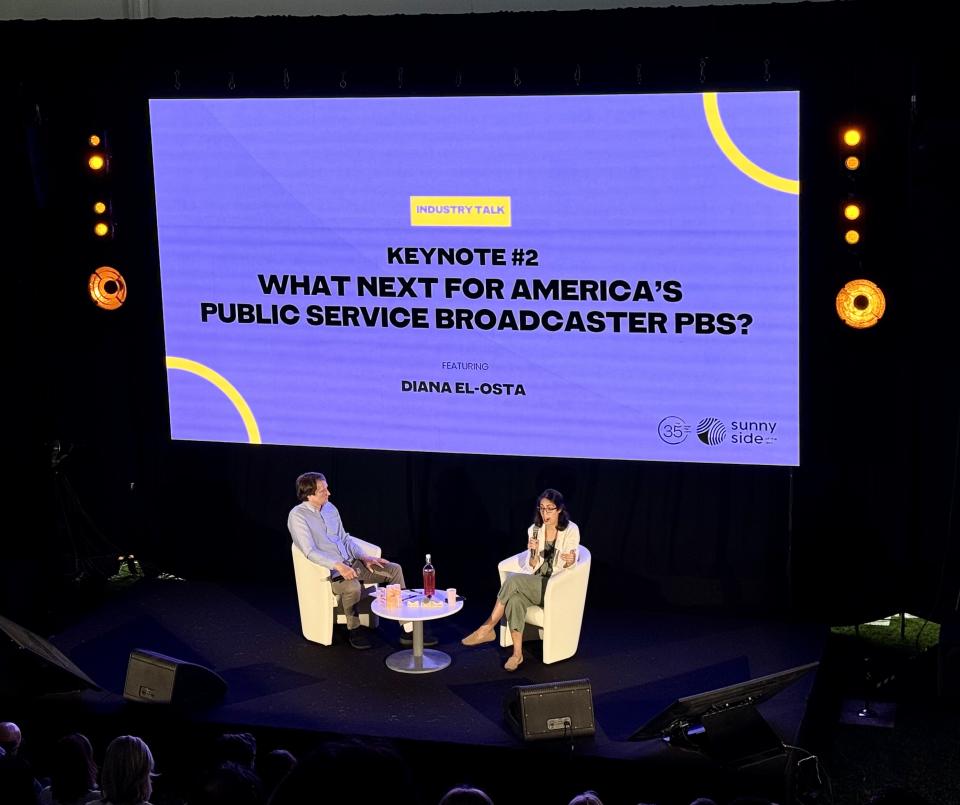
657,417,779,447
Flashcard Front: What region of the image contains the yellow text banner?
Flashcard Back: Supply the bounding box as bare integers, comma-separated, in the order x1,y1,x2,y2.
410,196,512,227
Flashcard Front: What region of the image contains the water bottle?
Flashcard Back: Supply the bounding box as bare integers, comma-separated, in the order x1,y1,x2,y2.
423,553,436,598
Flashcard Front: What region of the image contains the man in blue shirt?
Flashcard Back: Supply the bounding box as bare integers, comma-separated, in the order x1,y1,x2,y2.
288,472,434,650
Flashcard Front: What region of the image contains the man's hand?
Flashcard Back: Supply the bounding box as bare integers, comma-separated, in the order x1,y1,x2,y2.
362,555,388,573
333,562,359,580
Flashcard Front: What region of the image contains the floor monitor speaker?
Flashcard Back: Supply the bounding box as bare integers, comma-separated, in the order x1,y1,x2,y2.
123,648,226,706
504,678,595,741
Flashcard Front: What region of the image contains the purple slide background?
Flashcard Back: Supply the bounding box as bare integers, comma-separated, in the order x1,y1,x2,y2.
149,92,799,465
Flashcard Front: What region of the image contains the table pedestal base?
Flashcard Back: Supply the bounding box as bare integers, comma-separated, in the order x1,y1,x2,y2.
385,648,451,674
373,598,462,674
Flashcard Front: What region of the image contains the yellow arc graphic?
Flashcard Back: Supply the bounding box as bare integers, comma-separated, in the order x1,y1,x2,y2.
702,93,800,195
166,356,262,444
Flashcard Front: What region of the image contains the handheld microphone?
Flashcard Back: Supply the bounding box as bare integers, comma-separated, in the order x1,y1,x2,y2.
529,527,539,564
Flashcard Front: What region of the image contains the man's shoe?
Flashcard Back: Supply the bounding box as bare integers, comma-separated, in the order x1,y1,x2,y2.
348,628,372,650
400,631,438,648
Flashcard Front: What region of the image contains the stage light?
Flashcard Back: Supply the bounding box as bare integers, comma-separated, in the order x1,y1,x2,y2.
845,156,860,171
843,203,862,221
93,201,107,214
93,221,111,237
88,154,106,171
836,279,885,329
844,229,860,245
88,135,101,147
842,128,862,147
88,266,127,310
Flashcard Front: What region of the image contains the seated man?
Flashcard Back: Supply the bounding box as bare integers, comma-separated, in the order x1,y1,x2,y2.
287,472,435,649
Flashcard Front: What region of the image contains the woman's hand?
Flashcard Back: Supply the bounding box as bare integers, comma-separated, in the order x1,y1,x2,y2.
527,535,539,556
560,550,576,568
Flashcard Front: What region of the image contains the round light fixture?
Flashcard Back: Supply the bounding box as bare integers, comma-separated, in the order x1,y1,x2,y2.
843,128,862,147
88,266,127,310
836,279,885,329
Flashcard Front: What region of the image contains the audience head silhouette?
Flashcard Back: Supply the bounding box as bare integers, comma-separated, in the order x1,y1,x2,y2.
49,733,98,803
0,753,39,805
189,760,263,805
268,738,412,805
256,748,296,797
101,735,155,805
438,785,495,804
212,732,257,769
0,721,23,756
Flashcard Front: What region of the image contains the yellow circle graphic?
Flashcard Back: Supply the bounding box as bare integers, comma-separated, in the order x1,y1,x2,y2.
165,356,262,444
702,93,800,195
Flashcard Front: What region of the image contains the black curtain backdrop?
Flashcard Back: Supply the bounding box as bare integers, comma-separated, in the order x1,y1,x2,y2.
3,1,957,631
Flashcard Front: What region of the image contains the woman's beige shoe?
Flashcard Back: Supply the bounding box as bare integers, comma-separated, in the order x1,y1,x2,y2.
461,626,496,646
504,654,524,671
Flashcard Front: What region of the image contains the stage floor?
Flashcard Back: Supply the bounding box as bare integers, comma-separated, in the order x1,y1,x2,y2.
44,577,826,764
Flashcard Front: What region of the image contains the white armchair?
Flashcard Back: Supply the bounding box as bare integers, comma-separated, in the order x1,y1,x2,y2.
291,540,381,645
497,544,591,664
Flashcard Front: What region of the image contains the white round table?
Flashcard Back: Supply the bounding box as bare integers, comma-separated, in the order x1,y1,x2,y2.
371,589,463,673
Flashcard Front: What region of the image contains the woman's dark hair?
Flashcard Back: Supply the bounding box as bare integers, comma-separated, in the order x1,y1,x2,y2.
534,488,570,530
50,733,98,802
295,472,326,502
